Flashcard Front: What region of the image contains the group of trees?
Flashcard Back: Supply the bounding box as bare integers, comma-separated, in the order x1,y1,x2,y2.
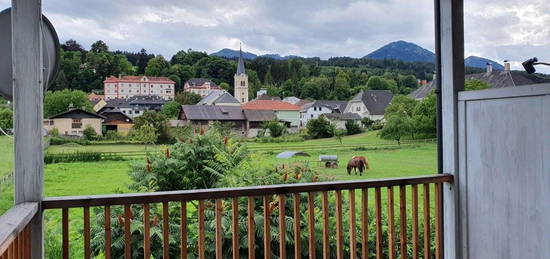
51,39,434,102
380,79,490,144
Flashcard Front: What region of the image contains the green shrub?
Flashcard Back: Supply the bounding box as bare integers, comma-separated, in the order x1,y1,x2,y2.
262,119,286,137
345,120,362,135
44,151,102,164
49,137,90,145
306,116,335,139
82,125,98,140
49,128,60,137
44,151,124,164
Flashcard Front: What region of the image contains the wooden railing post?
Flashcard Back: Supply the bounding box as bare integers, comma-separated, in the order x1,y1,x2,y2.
12,0,44,258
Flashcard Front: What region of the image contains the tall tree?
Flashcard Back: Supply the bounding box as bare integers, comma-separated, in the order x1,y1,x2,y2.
145,56,170,76
44,89,93,117
61,39,86,53
90,40,109,53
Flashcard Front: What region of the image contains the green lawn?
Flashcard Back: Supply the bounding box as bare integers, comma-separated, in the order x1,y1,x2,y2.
0,133,439,258
0,136,14,177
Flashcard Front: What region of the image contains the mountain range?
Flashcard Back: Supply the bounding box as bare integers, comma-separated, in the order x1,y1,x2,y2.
210,40,503,70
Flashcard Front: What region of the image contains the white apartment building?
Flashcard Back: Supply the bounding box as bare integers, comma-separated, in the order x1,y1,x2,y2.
103,75,175,100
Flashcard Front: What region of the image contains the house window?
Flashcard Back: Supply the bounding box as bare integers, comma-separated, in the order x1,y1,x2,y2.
129,110,133,115
241,81,245,86
166,90,172,94
43,120,54,126
356,107,361,112
310,114,313,118
72,119,82,129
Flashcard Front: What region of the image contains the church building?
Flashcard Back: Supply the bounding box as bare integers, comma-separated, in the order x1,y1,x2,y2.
234,46,249,103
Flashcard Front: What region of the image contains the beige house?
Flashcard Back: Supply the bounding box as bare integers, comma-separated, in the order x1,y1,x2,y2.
43,108,105,137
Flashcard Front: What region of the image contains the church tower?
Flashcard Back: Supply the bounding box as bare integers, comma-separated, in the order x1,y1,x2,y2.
234,45,249,103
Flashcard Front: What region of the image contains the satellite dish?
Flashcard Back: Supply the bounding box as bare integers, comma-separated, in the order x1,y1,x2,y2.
0,8,60,100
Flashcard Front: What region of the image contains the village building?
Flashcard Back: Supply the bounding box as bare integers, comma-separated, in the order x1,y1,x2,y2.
98,95,167,119
179,105,247,133
243,110,277,137
100,108,134,136
103,75,175,100
409,62,537,100
197,91,240,106
234,46,249,103
300,100,348,127
322,113,363,130
43,108,105,137
242,100,301,128
282,96,301,105
183,78,223,97
345,90,394,121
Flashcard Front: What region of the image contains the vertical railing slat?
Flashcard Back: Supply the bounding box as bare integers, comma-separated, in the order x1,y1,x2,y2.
198,200,205,259
400,185,408,259
232,198,239,259
180,202,187,259
124,204,131,259
387,186,395,259
293,193,301,259
263,196,271,259
307,192,316,259
84,206,90,259
279,195,286,259
423,184,430,259
215,199,223,259
105,206,111,259
163,202,170,259
375,187,382,259
335,190,344,259
248,197,256,259
144,203,151,259
361,188,369,259
412,185,419,259
62,208,68,259
321,191,330,259
435,182,442,259
349,189,357,259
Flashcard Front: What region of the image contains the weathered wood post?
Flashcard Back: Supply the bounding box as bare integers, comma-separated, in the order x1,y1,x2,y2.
12,0,44,258
437,0,464,258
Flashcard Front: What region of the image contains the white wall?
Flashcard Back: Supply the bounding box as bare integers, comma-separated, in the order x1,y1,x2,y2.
301,106,333,127
457,84,550,259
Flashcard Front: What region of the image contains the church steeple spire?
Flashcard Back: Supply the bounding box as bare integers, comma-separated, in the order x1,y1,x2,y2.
234,43,249,103
236,43,246,75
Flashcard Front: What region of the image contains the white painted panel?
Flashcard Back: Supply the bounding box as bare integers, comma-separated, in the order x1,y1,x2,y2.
460,93,550,259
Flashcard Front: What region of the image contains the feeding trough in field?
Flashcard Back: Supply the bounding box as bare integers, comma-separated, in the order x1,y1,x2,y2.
318,155,339,168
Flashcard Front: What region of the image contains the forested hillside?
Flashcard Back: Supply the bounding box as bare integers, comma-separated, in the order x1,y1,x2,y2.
50,39,450,100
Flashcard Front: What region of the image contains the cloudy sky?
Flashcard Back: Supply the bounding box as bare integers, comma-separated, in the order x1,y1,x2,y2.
1,0,549,72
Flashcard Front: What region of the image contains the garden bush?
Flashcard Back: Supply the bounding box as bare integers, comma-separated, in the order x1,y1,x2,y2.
345,120,362,135
44,151,124,164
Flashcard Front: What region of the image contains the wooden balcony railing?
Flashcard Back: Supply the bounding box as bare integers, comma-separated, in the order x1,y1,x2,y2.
41,174,452,259
0,202,38,259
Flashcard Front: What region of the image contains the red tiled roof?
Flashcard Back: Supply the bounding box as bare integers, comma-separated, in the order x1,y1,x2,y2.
88,93,104,101
241,100,300,111
103,76,175,84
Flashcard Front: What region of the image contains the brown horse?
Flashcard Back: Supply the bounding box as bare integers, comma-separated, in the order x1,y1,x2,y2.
352,156,370,170
347,157,366,176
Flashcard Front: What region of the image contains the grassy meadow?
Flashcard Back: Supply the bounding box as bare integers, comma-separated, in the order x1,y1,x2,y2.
0,133,439,258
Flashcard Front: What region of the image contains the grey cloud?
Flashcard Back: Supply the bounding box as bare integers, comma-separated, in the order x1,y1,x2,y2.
0,0,548,72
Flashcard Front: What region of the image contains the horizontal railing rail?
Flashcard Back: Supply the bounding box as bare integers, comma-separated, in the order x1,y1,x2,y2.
43,174,453,259
0,202,38,258
43,174,452,209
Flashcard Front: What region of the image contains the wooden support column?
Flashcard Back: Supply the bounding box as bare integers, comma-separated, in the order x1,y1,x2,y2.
12,0,44,258
437,0,464,258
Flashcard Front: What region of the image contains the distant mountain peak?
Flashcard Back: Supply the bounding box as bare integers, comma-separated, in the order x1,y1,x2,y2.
210,48,257,60
365,40,435,63
465,56,504,70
